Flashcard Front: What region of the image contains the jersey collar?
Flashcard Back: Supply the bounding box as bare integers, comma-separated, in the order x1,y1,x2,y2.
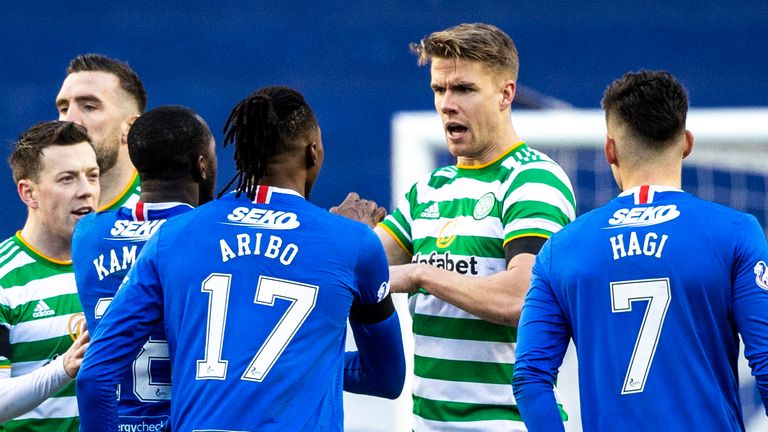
619,185,683,205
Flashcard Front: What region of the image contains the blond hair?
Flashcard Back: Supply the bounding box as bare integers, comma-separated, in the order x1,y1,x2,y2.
410,23,519,81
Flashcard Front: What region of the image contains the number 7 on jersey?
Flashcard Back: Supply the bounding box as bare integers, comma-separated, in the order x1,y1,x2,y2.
197,273,318,381
610,278,671,394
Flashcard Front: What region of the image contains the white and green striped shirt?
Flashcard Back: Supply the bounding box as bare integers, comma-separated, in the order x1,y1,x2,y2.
380,142,576,431
99,171,140,212
0,233,83,432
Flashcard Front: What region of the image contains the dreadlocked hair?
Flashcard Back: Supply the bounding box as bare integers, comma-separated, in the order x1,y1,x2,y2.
220,86,317,200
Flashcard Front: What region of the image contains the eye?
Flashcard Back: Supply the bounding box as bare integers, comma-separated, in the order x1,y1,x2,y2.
431,86,446,95
57,105,68,115
88,171,100,182
58,175,74,184
455,85,472,94
82,104,97,112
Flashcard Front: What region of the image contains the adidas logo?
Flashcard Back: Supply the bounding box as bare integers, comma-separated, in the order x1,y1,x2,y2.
32,300,55,318
420,203,440,219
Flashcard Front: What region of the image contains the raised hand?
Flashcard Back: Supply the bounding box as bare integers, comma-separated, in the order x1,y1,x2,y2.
330,192,387,228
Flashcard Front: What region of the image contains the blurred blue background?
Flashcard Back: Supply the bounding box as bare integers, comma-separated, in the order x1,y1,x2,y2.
1,1,767,237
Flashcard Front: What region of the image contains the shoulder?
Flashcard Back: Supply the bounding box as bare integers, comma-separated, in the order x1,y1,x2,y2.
0,236,33,278
150,204,204,242
315,203,374,239
407,165,458,194
546,202,614,245
72,210,120,249
688,194,762,234
500,144,571,184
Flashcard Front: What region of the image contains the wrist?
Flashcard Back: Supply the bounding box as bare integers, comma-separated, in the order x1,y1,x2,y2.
51,355,72,380
412,263,429,293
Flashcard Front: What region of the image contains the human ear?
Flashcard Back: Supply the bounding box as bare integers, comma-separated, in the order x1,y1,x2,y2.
17,179,39,209
306,142,319,168
120,114,140,145
682,130,694,159
500,80,516,110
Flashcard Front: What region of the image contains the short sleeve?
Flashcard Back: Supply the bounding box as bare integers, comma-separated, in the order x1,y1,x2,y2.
501,162,576,245
379,186,416,256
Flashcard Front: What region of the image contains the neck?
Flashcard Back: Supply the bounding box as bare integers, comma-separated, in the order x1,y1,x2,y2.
256,177,306,197
19,220,71,262
139,180,200,206
615,163,683,192
99,154,136,208
253,157,309,198
456,120,520,167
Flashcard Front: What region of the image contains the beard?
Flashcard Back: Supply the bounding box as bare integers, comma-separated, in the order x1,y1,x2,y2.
93,135,120,174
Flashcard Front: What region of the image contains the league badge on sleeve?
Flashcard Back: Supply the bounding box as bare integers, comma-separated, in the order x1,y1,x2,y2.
377,281,390,302
753,261,768,290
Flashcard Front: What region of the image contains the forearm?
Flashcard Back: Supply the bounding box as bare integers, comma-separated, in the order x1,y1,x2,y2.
512,375,565,432
400,253,534,326
0,356,72,422
344,310,405,399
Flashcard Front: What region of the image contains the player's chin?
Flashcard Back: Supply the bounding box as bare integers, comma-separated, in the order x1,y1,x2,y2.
445,141,474,158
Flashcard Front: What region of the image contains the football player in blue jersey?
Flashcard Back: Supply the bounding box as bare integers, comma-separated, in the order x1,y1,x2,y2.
72,105,217,431
77,86,406,431
513,70,768,431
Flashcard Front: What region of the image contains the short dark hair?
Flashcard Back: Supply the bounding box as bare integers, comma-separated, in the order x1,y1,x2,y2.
67,54,147,113
220,86,318,200
127,105,213,181
410,23,519,81
602,70,689,146
9,121,92,182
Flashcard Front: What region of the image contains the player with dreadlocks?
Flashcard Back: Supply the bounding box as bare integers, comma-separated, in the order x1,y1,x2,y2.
77,85,406,432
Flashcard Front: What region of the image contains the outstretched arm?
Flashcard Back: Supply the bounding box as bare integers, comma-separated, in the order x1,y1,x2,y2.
0,331,89,422
343,227,405,398
378,224,538,326
344,295,405,399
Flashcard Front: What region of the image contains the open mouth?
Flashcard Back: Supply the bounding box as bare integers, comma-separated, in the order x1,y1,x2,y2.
72,207,93,217
446,122,468,138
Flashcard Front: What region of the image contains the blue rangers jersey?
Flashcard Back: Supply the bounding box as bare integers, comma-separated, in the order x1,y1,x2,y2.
513,185,768,432
77,186,403,432
72,201,193,431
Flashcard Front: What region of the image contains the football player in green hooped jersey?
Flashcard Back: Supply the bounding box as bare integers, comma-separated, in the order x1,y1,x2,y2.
56,54,146,211
0,120,98,430
335,23,576,431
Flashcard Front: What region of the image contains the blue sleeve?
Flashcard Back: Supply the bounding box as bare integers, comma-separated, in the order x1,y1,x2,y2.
71,213,99,332
76,233,164,432
512,241,569,432
731,215,768,413
344,311,404,399
343,227,405,399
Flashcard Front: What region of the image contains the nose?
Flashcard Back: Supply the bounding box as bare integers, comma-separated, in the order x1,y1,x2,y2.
439,91,458,115
75,175,98,200
62,106,82,125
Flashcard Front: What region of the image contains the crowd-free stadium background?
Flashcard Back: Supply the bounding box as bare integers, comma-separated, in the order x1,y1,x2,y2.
2,2,767,431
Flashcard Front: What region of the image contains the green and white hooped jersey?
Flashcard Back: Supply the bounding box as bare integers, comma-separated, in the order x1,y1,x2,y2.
380,142,576,431
99,171,141,212
0,233,84,431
